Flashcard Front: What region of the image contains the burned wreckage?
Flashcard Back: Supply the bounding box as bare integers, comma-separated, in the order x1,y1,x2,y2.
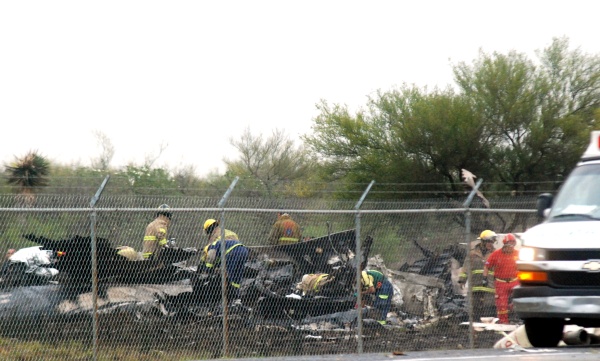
0,231,371,320
0,230,469,330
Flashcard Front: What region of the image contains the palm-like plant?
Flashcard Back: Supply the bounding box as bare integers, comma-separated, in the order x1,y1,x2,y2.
5,151,50,206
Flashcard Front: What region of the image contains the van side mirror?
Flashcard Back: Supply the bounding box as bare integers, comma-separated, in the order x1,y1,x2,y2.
537,193,553,218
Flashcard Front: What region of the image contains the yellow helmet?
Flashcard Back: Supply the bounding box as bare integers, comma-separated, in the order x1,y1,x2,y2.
203,219,217,231
478,230,497,242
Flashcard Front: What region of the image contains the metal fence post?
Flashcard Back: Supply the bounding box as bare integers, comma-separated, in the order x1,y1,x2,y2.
462,178,483,350
217,176,239,358
89,175,110,361
354,180,375,354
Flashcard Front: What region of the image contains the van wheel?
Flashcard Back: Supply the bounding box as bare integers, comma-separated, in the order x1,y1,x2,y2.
524,318,564,347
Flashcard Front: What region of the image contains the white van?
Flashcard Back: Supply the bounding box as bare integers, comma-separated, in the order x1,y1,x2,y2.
513,130,600,347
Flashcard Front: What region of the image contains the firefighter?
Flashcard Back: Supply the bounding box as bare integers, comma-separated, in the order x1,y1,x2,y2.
458,230,496,320
483,233,519,324
203,218,238,243
267,212,302,245
360,269,393,325
201,219,248,303
141,204,172,260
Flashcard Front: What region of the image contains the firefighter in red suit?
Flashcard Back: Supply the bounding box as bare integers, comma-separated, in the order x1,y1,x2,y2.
483,233,519,324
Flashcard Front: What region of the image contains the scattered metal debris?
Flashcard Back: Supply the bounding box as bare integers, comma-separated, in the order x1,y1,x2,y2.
0,230,489,340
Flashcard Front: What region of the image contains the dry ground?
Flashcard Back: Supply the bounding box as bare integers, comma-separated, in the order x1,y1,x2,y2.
0,312,501,359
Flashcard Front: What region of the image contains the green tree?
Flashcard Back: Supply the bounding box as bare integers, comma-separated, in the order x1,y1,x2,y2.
225,128,318,197
4,151,50,206
171,164,205,195
121,165,178,195
304,88,488,198
453,37,600,193
303,98,413,198
379,87,490,192
305,37,600,198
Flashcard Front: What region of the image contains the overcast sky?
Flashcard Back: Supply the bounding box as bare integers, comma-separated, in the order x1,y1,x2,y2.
2,1,599,177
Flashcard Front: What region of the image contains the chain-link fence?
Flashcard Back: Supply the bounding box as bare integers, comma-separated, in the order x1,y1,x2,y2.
0,180,541,360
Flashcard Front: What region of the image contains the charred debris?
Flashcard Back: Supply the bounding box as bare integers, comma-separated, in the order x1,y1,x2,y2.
0,230,470,330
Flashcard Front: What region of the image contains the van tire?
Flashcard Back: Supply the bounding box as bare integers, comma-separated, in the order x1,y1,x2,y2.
524,318,564,347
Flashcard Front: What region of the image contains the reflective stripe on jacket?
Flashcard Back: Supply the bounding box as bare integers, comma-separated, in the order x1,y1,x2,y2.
141,216,169,259
268,215,302,245
459,244,495,293
208,227,239,243
297,273,333,295
205,239,245,268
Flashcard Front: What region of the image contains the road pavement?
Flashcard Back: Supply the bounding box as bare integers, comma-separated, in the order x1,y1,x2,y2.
202,346,600,361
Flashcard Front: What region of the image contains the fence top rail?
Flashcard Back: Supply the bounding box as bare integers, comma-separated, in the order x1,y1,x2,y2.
0,207,536,214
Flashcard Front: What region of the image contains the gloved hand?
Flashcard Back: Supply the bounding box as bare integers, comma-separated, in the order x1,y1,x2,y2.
481,279,488,287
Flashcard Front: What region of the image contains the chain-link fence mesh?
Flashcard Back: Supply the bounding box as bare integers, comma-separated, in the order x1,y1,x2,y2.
0,189,540,360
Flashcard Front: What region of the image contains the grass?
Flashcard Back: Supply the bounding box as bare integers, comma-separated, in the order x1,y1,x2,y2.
0,338,208,361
